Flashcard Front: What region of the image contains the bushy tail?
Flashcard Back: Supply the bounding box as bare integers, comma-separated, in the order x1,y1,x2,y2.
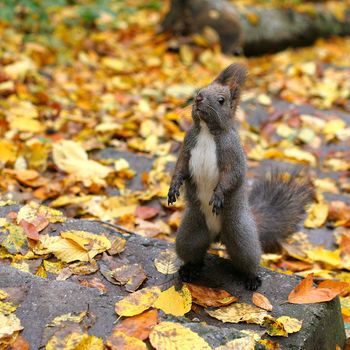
249,168,314,253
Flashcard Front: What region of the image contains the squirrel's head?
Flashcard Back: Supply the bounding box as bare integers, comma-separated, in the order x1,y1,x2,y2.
192,63,247,131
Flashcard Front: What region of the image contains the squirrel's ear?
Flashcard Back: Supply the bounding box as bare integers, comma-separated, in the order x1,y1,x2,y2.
214,63,247,88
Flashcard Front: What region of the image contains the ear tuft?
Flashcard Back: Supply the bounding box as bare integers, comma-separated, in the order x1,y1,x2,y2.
214,63,247,88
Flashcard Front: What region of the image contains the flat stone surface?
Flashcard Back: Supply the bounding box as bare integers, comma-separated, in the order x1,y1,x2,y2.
0,212,346,350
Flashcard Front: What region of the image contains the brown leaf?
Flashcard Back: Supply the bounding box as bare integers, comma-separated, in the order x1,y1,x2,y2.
288,274,349,304
79,277,107,294
112,309,158,340
135,206,160,220
252,292,273,311
19,219,39,241
108,237,126,255
186,283,237,307
112,263,147,292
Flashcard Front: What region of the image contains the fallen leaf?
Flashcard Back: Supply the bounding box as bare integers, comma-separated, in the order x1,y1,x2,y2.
52,140,112,186
47,311,87,327
263,315,302,337
112,263,147,292
106,330,147,350
10,336,30,350
186,283,237,307
135,206,160,220
258,339,280,349
252,292,273,311
154,250,181,275
206,303,268,325
153,285,192,317
0,313,23,338
112,309,158,340
304,202,329,228
214,336,255,350
149,321,211,350
115,286,161,317
288,274,348,304
108,237,126,255
19,220,39,241
79,277,107,294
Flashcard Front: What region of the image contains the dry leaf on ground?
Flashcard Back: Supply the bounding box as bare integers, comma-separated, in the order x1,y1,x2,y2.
154,250,181,275
115,286,161,317
252,292,273,311
186,283,237,307
149,321,211,350
112,309,158,340
206,303,268,325
153,285,192,316
288,274,348,304
106,330,147,350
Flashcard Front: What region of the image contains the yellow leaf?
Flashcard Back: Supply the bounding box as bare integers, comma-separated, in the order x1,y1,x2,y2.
47,311,87,327
107,330,147,350
283,148,316,166
277,316,302,334
0,301,17,315
0,140,17,163
43,260,65,274
206,303,268,325
52,140,112,186
149,321,211,350
115,286,161,317
262,316,287,337
154,250,181,275
153,285,192,317
60,230,111,259
35,265,47,278
46,331,103,350
0,290,9,301
257,94,271,106
304,202,329,228
10,117,44,133
0,313,23,338
42,236,89,263
323,119,346,136
17,202,66,225
262,315,302,337
306,248,341,268
214,336,255,350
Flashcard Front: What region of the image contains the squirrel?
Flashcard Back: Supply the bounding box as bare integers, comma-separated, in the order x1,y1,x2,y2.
167,63,314,290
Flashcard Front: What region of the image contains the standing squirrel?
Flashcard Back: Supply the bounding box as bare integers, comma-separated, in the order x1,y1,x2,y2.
168,63,313,290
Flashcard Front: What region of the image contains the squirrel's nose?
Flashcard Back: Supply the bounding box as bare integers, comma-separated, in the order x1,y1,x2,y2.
195,93,204,104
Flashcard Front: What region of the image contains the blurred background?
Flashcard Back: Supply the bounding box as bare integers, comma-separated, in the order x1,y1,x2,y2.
0,0,350,280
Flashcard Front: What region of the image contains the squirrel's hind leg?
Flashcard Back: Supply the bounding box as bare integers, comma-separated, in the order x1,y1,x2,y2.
176,207,211,282
221,209,262,290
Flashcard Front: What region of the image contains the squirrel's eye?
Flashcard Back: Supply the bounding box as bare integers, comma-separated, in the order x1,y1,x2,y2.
218,97,225,105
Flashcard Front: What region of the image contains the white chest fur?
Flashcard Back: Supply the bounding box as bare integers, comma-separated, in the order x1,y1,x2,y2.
189,122,221,236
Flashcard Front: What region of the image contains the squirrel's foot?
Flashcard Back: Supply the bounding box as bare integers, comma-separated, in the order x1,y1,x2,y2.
168,177,183,205
209,189,224,215
244,275,262,291
179,262,203,282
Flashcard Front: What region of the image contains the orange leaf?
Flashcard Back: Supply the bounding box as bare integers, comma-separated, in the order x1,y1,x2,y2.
252,292,273,311
186,283,237,307
288,274,349,304
113,309,158,340
19,219,39,241
10,336,29,350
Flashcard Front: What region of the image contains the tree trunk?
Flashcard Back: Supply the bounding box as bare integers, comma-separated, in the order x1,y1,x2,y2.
162,0,350,56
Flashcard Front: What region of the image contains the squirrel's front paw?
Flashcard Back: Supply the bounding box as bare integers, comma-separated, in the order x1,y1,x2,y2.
168,184,180,205
244,275,262,291
209,189,224,215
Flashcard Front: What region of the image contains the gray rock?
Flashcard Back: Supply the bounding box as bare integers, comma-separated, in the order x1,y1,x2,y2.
0,217,346,349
